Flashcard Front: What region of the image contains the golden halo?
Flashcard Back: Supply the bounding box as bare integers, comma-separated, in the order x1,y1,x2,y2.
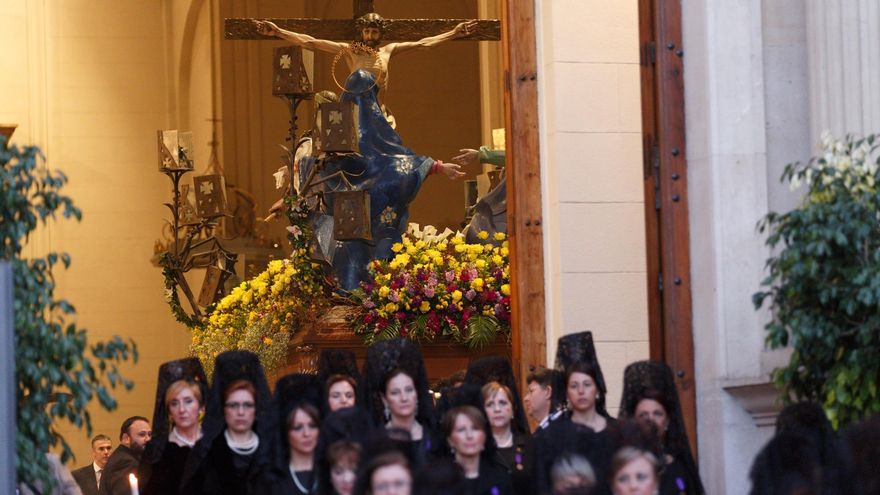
331,43,384,95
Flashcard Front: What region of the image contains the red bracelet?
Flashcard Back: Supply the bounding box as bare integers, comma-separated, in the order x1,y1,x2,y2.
430,161,443,175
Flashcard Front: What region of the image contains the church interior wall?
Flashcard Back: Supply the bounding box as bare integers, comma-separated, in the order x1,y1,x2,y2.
1,0,203,467
535,0,649,417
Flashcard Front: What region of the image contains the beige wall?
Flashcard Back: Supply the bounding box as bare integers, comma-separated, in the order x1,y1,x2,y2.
537,0,648,415
1,0,204,467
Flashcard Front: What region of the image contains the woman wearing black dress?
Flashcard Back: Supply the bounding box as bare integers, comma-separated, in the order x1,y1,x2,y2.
464,356,532,477
273,373,323,495
618,361,705,495
443,405,512,495
534,332,616,495
363,338,439,467
180,350,276,495
138,357,208,495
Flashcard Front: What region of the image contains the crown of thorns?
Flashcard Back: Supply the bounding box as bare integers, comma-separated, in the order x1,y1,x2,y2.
356,13,387,32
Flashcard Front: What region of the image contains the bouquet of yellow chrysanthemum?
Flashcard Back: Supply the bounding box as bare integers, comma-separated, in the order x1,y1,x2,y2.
354,228,511,348
191,251,328,377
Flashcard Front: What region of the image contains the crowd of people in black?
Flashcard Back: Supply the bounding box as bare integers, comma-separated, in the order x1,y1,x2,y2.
58,331,880,495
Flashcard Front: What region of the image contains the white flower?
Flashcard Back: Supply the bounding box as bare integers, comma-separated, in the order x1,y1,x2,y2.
789,174,802,191
823,152,834,165
286,225,302,238
273,167,288,189
852,147,866,162
820,130,834,150
834,140,846,154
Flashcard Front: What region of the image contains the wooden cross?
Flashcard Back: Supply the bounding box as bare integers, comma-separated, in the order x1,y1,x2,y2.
224,0,500,41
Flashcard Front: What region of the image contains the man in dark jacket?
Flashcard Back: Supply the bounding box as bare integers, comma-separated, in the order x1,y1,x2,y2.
72,434,113,495
98,416,151,495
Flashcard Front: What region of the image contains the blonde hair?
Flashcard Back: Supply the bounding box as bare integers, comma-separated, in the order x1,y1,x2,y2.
165,379,202,407
481,381,513,403
609,446,660,482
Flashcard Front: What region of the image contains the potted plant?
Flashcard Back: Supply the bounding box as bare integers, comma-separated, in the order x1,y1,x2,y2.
1,137,137,489
754,132,880,428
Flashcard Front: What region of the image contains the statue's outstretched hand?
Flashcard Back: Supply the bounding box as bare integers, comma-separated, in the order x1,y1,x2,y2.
439,161,465,180
452,148,479,165
454,20,479,38
254,20,280,37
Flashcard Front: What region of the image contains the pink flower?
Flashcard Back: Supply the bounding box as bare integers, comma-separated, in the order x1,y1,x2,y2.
286,225,302,238
424,286,435,298
445,271,456,283
461,308,472,323
427,313,442,332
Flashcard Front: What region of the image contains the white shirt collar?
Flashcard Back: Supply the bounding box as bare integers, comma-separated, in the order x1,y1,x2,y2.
92,462,102,473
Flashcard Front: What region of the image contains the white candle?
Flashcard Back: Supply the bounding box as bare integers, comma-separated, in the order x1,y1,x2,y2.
128,473,139,495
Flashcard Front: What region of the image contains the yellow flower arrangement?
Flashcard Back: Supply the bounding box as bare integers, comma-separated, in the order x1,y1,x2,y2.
189,195,330,377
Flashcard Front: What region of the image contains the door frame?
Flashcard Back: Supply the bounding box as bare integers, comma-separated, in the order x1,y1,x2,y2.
503,0,697,451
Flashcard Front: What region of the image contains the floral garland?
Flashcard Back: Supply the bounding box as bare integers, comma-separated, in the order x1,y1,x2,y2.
353,227,511,348
159,253,208,330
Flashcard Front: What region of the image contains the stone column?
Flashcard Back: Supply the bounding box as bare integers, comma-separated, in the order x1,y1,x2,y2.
1,263,15,492
806,0,880,140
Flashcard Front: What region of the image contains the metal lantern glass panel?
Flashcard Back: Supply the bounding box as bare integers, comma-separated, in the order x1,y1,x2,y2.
193,174,228,219
197,265,224,308
273,46,312,97
178,184,201,225
309,212,336,265
158,130,195,171
333,190,371,241
317,101,359,153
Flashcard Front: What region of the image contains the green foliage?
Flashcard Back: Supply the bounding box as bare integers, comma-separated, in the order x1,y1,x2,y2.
1,138,137,488
754,133,880,428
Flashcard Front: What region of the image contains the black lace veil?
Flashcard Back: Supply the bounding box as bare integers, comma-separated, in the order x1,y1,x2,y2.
554,331,610,418
619,360,705,495
143,357,208,465
362,338,435,428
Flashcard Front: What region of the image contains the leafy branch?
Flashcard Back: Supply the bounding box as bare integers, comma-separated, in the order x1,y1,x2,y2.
754,132,880,428
1,138,138,488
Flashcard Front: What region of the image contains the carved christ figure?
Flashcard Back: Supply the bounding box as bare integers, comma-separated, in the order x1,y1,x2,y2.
254,13,478,93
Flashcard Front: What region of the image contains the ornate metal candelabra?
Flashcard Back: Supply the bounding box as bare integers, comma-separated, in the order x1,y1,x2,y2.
156,130,238,324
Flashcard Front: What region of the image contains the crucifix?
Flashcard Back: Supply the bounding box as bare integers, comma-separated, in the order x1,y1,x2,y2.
225,0,501,165
225,1,500,43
